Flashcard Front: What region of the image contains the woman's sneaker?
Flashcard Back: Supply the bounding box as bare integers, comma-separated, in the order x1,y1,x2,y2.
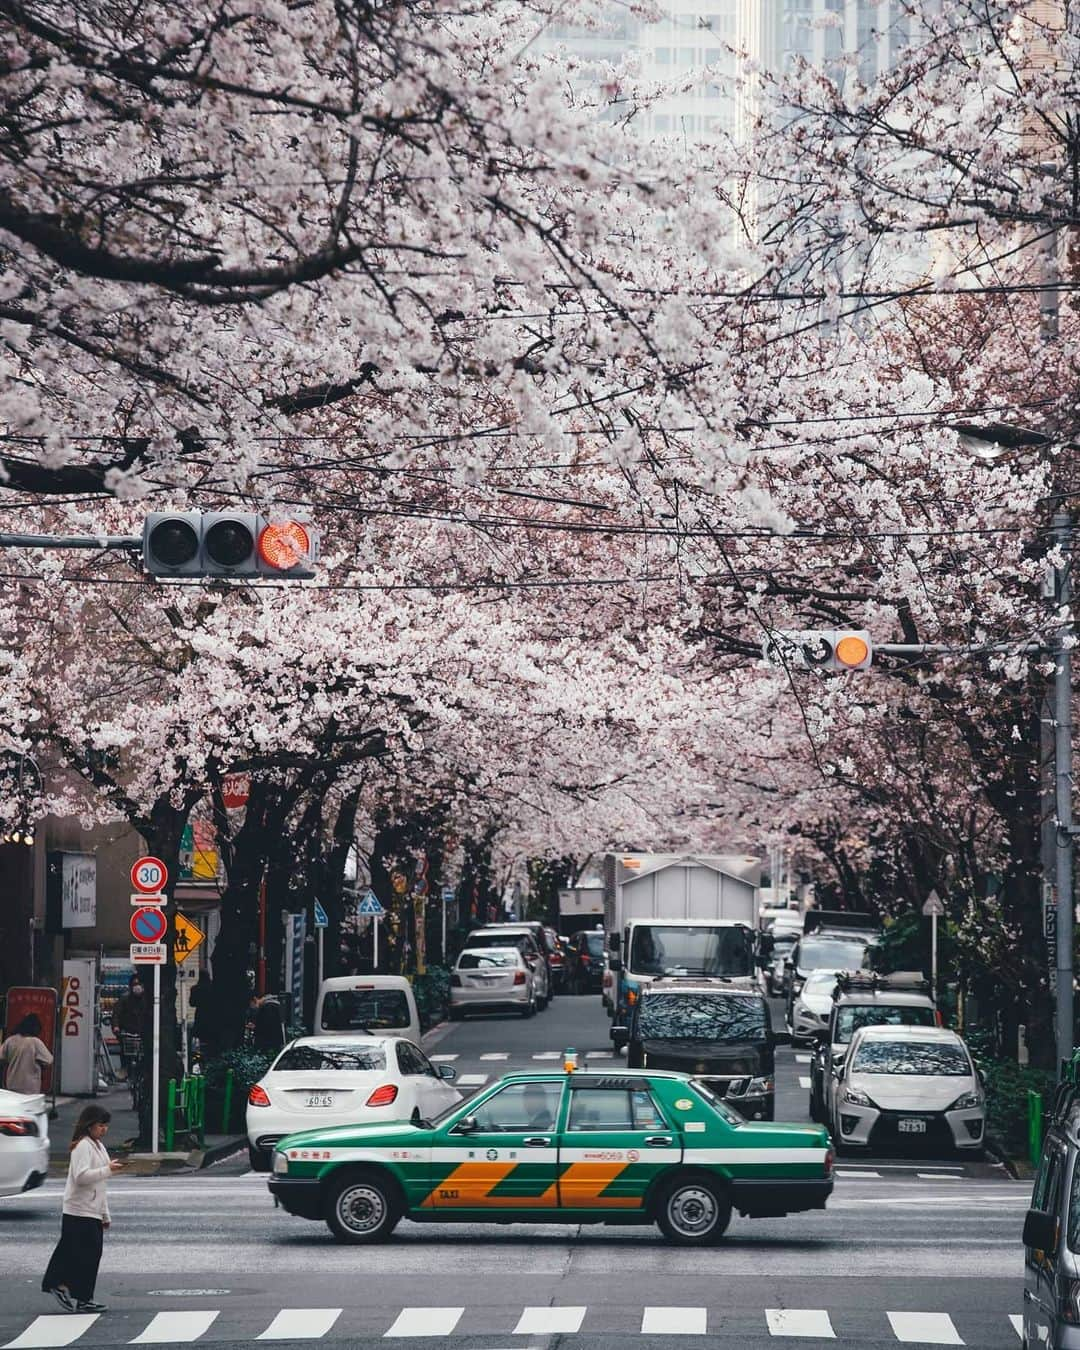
75,1301,106,1313
46,1288,74,1312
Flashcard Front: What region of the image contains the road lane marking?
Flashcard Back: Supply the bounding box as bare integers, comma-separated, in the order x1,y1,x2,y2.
795,1054,811,1064
384,1308,464,1337
513,1307,586,1335
917,1174,963,1181
4,1316,98,1348
130,1312,220,1343
429,1055,458,1062
836,1169,880,1178
480,1054,510,1061
258,1310,342,1340
766,1309,835,1338
1009,1314,1023,1338
532,1053,560,1060
887,1311,963,1344
641,1307,706,1335
799,1076,811,1089
457,1074,489,1086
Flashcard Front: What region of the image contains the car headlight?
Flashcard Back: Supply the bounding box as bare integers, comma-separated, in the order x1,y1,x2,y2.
948,1091,983,1111
273,1151,289,1175
844,1086,874,1107
748,1075,774,1095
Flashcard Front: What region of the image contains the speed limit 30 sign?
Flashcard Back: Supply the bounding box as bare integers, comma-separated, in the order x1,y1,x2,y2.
131,856,169,894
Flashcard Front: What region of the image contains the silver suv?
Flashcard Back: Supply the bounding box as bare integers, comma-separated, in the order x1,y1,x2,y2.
808,971,937,1125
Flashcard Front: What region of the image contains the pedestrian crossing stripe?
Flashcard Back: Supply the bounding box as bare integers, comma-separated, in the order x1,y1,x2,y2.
0,1306,1025,1346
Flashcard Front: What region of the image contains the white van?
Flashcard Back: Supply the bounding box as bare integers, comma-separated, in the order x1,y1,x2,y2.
313,976,421,1042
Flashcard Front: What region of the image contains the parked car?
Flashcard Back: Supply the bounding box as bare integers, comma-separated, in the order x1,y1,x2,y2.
314,975,421,1042
625,978,785,1120
268,1066,834,1245
449,947,538,1019
0,1087,49,1197
567,929,606,994
788,970,840,1045
544,927,568,991
784,931,874,1023
465,927,551,1008
828,1024,984,1155
1023,1077,1080,1349
809,970,937,1125
766,929,798,995
245,1034,459,1172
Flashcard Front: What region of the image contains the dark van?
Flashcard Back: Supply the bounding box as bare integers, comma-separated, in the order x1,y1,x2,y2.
625,978,787,1120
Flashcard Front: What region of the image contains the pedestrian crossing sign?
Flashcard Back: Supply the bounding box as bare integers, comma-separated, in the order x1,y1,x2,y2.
174,912,205,963
358,891,385,916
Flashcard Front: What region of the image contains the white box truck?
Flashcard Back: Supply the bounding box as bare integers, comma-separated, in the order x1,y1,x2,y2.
602,853,762,1046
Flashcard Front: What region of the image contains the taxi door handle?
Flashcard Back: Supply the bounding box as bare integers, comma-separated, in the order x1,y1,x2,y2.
523,1136,551,1146
645,1135,673,1146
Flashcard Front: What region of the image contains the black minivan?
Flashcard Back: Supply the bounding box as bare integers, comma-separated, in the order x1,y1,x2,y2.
625,978,787,1120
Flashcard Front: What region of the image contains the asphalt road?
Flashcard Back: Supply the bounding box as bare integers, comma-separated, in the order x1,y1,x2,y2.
0,992,1029,1349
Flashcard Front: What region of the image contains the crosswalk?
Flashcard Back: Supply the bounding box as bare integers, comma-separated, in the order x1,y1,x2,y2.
429,1050,616,1089
1,1306,1025,1346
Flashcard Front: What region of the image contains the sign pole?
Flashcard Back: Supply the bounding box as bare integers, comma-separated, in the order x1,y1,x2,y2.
151,962,161,1154
442,899,447,965
317,926,324,989
373,916,379,972
931,910,938,1005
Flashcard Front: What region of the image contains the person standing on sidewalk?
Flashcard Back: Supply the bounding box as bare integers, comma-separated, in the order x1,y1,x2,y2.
42,1105,124,1313
0,1013,53,1094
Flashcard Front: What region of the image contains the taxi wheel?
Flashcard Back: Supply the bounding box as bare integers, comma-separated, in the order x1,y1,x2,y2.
325,1170,401,1244
655,1174,731,1245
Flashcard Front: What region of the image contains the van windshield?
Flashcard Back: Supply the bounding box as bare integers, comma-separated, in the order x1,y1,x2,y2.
320,989,410,1032
797,938,868,973
638,993,768,1042
628,925,752,978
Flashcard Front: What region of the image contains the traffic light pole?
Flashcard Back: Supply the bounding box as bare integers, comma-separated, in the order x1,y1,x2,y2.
0,533,139,550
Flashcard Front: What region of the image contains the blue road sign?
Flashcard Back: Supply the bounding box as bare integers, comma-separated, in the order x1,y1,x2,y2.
442,887,455,904
358,891,385,916
314,899,329,929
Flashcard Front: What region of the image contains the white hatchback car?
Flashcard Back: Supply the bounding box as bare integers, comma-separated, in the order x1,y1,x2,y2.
0,1088,50,1197
831,1024,985,1154
789,969,840,1043
246,1035,459,1171
449,947,538,1019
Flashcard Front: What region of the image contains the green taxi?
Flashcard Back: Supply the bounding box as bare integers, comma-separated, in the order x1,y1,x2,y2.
268,1065,834,1245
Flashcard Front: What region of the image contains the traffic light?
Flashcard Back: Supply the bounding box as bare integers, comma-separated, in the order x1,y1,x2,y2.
762,629,873,671
142,513,318,579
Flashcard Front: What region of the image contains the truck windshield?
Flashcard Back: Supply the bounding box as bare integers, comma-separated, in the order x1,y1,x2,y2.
638,992,768,1042
628,925,752,978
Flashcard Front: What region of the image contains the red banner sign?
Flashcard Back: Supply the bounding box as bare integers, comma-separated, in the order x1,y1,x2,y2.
4,986,58,1093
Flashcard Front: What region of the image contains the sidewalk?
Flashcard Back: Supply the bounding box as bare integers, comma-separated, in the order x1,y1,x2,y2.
48,1084,245,1172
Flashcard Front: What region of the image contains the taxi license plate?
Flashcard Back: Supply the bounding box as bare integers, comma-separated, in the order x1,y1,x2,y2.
898,1117,926,1133
305,1093,335,1108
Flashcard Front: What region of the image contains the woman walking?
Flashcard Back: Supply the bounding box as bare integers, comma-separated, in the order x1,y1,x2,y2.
42,1105,124,1313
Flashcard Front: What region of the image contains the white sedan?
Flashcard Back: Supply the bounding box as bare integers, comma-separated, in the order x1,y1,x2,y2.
0,1088,50,1197
246,1035,459,1171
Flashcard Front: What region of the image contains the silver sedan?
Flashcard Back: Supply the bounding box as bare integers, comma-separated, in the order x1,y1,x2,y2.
449,947,537,1019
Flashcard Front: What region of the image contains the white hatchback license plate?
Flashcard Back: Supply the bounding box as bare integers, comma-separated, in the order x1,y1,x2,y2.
898,1117,926,1133
305,1093,335,1108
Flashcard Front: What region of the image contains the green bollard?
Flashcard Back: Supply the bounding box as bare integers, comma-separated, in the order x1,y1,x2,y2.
222,1068,234,1135
165,1079,176,1153
1029,1090,1044,1168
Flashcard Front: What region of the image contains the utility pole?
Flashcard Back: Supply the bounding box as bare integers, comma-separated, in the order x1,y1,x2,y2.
1054,511,1075,1072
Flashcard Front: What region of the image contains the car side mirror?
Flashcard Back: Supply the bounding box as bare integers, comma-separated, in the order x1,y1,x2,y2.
1023,1207,1058,1252
772,1029,792,1047
810,1027,829,1043
455,1115,479,1135
438,1064,458,1082
609,955,622,973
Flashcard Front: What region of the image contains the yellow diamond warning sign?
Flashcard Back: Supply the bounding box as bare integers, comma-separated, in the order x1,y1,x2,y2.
174,912,205,964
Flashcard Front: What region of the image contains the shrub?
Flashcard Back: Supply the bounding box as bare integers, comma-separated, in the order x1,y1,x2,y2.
413,966,450,1030
966,1029,1053,1157
201,1047,277,1133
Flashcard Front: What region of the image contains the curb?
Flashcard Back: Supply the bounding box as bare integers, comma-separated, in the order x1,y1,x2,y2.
193,1136,248,1170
